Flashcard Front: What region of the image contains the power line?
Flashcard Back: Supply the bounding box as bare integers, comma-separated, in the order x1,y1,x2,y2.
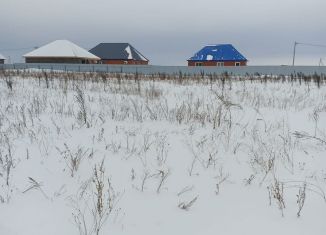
296,42,326,48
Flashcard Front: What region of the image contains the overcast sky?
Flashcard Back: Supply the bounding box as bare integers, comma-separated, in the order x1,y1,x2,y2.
1,0,326,65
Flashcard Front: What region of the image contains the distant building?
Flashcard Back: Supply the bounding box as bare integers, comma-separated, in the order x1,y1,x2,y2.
24,40,100,64
89,43,149,65
0,54,5,64
188,44,247,66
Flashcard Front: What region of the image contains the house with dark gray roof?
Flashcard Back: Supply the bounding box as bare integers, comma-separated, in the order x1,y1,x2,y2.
188,44,247,66
89,43,149,65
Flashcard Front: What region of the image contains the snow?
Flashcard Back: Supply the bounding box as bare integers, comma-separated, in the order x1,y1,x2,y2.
0,54,6,60
125,45,133,59
206,54,213,60
125,45,148,61
134,49,148,61
0,72,326,235
23,40,100,60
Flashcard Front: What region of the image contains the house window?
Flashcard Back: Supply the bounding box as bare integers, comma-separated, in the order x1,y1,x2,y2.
217,62,224,67
195,62,203,66
123,61,128,64
235,62,241,66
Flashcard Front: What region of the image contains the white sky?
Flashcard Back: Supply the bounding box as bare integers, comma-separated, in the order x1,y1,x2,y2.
1,0,326,65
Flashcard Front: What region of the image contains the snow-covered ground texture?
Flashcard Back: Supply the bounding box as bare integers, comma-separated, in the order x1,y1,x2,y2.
0,71,326,235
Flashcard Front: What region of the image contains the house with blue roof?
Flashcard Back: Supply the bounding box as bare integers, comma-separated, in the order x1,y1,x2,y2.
188,44,247,66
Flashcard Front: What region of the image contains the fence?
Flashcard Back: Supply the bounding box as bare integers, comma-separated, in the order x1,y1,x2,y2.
1,63,326,76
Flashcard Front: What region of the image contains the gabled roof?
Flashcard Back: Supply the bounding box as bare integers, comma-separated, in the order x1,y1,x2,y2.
188,44,247,61
24,40,100,60
89,43,149,61
0,54,6,60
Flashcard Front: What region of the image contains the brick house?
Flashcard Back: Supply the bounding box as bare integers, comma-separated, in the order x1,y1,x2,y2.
0,54,5,64
89,43,149,65
188,44,247,66
24,40,100,64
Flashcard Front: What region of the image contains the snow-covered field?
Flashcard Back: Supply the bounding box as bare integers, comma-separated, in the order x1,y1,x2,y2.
0,71,326,235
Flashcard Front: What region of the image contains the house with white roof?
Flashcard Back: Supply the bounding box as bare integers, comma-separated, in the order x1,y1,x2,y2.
24,40,100,64
0,54,6,64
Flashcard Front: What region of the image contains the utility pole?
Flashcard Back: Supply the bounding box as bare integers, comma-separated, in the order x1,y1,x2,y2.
292,41,298,66
292,42,326,66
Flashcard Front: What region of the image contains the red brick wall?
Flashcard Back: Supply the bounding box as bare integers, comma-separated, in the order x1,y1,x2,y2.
102,60,148,65
188,61,247,66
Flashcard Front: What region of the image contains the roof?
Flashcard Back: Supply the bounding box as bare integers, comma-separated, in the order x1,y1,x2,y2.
89,43,149,61
0,54,5,60
188,44,247,61
24,40,100,60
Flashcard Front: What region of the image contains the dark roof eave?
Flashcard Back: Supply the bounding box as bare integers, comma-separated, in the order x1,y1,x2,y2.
24,56,100,60
100,58,149,62
187,59,248,62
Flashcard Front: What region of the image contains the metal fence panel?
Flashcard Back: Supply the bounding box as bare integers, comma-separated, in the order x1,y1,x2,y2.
1,63,326,76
